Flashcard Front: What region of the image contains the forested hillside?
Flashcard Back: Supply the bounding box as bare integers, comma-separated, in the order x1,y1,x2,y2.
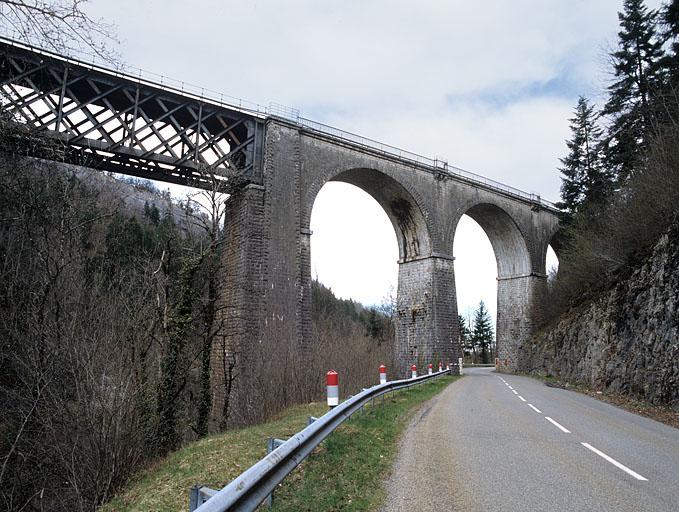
0,153,393,511
526,0,679,404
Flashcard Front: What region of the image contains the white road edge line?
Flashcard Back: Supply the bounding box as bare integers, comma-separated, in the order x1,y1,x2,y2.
528,404,542,413
518,395,527,402
545,416,571,433
581,443,648,481
512,390,518,395
507,385,513,389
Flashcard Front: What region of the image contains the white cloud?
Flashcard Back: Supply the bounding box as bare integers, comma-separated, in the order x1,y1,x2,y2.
84,0,663,323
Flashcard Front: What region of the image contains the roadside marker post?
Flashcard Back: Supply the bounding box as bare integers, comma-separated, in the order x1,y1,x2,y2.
411,364,417,379
438,361,443,372
326,370,339,408
428,363,433,375
459,357,463,375
379,364,387,385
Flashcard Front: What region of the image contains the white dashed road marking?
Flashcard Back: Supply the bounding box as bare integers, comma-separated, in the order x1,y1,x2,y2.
545,416,571,433
581,443,648,481
494,373,649,483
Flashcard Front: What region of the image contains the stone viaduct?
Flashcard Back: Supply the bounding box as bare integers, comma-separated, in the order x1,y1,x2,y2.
0,37,561,427
215,118,560,423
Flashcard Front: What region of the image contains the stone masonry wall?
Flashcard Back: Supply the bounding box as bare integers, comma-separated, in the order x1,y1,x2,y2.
211,119,561,428
519,224,679,404
396,257,459,378
496,275,545,372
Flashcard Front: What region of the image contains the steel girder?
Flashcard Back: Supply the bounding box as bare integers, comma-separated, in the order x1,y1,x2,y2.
0,38,264,191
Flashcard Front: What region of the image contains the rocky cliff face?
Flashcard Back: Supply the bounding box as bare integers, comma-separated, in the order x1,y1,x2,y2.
520,222,679,405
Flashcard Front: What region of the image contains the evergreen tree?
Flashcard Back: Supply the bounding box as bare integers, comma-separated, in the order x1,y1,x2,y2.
557,97,610,217
658,0,679,98
365,307,384,339
471,301,494,364
458,314,472,355
602,0,665,184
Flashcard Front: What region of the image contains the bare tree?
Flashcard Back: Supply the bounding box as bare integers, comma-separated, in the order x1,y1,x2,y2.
0,0,118,61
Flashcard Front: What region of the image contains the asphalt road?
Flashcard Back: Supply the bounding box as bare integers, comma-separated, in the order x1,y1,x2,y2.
381,367,679,512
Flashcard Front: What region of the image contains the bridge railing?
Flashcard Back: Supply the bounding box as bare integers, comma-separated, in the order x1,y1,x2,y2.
191,368,452,512
0,31,272,119
0,32,559,211
297,117,558,210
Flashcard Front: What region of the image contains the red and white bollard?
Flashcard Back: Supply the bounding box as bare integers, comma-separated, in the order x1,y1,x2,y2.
428,363,433,375
411,364,417,379
438,362,443,372
326,370,339,408
446,362,450,371
379,364,387,385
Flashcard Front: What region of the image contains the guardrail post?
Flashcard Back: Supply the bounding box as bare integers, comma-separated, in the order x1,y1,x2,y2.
189,485,200,511
327,370,339,409
264,438,287,507
189,485,217,511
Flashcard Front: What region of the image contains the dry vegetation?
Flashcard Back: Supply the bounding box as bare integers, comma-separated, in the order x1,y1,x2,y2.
0,150,395,511
538,121,679,326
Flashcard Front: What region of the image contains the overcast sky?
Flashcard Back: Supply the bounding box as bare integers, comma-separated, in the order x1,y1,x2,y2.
87,0,663,324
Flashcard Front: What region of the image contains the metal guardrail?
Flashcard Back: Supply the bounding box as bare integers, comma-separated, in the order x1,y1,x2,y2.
192,369,452,512
0,32,559,211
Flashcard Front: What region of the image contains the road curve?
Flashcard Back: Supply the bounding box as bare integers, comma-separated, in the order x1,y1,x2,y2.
381,367,679,512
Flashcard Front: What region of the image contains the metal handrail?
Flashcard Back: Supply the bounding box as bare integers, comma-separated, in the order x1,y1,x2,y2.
0,33,271,119
0,33,559,211
194,369,452,512
298,118,558,210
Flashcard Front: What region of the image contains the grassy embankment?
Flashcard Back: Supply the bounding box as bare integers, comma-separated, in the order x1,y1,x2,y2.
103,375,458,512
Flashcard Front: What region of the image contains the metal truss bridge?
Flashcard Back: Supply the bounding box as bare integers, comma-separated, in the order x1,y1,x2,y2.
0,36,556,208
0,37,266,191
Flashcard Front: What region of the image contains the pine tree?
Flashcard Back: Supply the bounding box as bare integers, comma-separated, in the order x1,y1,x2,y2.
557,96,610,217
471,301,494,364
459,314,472,355
659,0,679,92
602,0,666,184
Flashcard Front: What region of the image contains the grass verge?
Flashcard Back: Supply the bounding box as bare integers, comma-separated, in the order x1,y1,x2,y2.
101,402,328,512
102,375,458,512
270,375,458,511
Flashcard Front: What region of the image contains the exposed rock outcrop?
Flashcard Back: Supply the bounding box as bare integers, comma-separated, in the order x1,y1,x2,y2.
520,222,679,405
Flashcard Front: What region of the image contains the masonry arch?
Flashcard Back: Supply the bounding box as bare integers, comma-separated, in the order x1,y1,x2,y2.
544,227,565,276
305,167,457,377
452,202,533,369
457,203,532,279
306,168,433,263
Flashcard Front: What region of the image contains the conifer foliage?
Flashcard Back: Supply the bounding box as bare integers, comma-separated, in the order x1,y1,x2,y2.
471,301,494,364
557,96,608,217
601,0,665,184
547,0,679,326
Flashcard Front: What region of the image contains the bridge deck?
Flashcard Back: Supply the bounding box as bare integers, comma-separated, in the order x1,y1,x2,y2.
0,36,558,210
0,37,264,190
